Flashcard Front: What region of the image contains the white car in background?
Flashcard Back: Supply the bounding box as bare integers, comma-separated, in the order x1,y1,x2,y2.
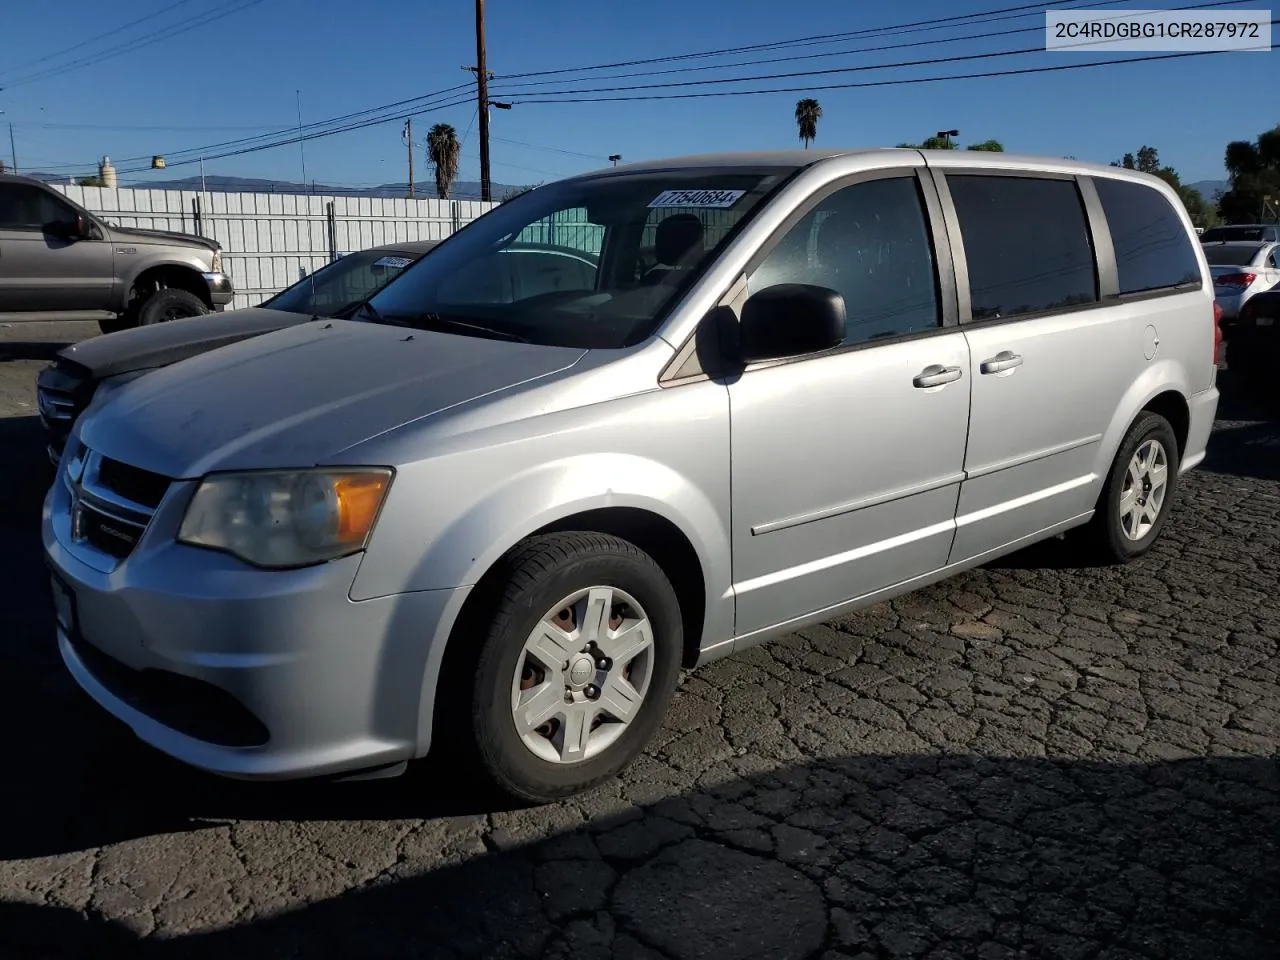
1202,240,1280,327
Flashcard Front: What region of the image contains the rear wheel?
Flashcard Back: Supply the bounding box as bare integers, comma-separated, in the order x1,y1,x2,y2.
464,533,683,802
1080,411,1179,564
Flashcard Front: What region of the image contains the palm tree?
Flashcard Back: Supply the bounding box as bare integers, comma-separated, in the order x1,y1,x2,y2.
794,99,822,150
426,123,460,200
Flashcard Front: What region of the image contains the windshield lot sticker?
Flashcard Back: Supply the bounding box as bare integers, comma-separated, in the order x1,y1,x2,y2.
373,256,414,268
648,189,745,209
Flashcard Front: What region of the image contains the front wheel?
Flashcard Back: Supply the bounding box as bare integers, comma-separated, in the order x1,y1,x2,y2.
1081,411,1180,564
466,533,683,802
135,288,208,326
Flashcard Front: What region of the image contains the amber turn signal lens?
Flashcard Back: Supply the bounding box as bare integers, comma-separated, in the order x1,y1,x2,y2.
334,473,391,543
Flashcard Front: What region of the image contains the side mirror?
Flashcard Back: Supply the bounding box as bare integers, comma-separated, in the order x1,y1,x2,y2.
737,283,846,363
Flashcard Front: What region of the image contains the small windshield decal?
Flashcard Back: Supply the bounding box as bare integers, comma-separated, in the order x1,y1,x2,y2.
373,255,414,268
648,189,745,209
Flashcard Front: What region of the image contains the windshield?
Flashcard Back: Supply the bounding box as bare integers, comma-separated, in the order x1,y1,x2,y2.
361,169,789,348
1203,245,1262,266
263,248,422,316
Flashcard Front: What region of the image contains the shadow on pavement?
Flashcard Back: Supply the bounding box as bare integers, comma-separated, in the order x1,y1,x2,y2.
0,753,1277,959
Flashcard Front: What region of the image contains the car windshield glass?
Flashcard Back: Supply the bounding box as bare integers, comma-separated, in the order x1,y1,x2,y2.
361,169,788,348
1203,245,1261,266
1201,226,1266,242
263,249,419,316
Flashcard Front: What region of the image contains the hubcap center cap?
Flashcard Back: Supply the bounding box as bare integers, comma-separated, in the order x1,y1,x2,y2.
567,654,596,688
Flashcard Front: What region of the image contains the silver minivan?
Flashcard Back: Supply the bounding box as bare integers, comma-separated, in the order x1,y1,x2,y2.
43,149,1220,801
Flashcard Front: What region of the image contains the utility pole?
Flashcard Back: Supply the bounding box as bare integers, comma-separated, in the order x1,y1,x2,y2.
475,0,491,202
8,122,16,173
406,118,415,198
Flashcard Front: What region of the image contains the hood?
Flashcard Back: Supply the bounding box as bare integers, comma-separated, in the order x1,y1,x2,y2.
104,224,219,252
56,307,315,380
78,319,587,478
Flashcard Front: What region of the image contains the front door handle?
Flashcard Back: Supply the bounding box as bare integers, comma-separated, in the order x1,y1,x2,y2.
913,364,963,388
980,351,1024,374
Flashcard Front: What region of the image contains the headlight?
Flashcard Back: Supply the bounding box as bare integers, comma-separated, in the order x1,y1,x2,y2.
178,469,393,568
210,250,223,273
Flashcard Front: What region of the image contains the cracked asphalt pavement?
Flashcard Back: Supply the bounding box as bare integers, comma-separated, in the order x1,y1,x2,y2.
1,320,1277,959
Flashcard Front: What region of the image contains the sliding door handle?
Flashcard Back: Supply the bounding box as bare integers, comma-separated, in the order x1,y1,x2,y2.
980,351,1024,375
913,364,963,388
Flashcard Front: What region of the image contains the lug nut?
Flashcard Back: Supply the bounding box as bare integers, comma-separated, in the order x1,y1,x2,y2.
597,657,612,670
564,689,574,702
584,684,599,700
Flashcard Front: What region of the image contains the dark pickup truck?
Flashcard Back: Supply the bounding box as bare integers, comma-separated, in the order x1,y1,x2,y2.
36,238,440,463
0,174,233,333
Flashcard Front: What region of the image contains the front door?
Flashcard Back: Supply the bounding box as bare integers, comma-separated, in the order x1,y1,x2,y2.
0,182,113,312
727,170,971,639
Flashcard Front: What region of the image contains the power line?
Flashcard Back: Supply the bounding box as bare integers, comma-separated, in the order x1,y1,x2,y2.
494,0,1094,82
0,0,270,89
496,0,1235,91
489,136,603,161
110,94,477,176
499,46,1271,105
495,1,1253,101
10,120,287,132
0,0,202,79
115,82,475,165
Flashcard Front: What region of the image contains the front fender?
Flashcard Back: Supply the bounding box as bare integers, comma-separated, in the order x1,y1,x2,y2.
115,256,210,308
354,450,731,619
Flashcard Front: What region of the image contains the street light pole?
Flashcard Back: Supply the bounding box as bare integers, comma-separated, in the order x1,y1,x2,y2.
936,128,959,150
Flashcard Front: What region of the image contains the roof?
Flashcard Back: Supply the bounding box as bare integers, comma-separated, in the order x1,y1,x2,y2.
570,147,1162,184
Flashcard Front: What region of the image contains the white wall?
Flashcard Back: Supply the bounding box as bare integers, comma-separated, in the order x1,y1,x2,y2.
50,185,498,310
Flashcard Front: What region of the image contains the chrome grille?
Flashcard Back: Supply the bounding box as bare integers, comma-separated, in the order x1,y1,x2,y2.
64,449,172,560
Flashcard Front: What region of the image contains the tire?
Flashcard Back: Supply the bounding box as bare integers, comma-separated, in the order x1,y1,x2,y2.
1080,411,1180,564
463,532,683,803
135,288,208,327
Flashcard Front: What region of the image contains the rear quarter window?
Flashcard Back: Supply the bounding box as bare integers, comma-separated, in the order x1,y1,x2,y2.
1093,177,1201,295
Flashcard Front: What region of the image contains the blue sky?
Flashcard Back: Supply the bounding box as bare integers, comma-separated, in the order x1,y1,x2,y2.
0,0,1274,189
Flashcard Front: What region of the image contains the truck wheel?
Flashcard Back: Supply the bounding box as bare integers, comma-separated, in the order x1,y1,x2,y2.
1080,411,1180,565
135,288,208,327
464,532,683,803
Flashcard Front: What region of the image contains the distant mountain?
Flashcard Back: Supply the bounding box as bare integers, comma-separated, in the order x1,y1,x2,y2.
1187,179,1229,200
24,171,524,201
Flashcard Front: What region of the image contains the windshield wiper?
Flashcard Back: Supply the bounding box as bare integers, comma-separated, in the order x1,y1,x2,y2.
388,312,530,343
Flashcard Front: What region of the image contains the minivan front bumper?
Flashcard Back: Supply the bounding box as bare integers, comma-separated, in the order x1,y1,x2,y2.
43,471,464,781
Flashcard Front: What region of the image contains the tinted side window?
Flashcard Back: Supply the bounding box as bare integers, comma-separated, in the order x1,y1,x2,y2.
947,175,1097,321
0,183,77,231
748,176,940,344
1093,177,1201,295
